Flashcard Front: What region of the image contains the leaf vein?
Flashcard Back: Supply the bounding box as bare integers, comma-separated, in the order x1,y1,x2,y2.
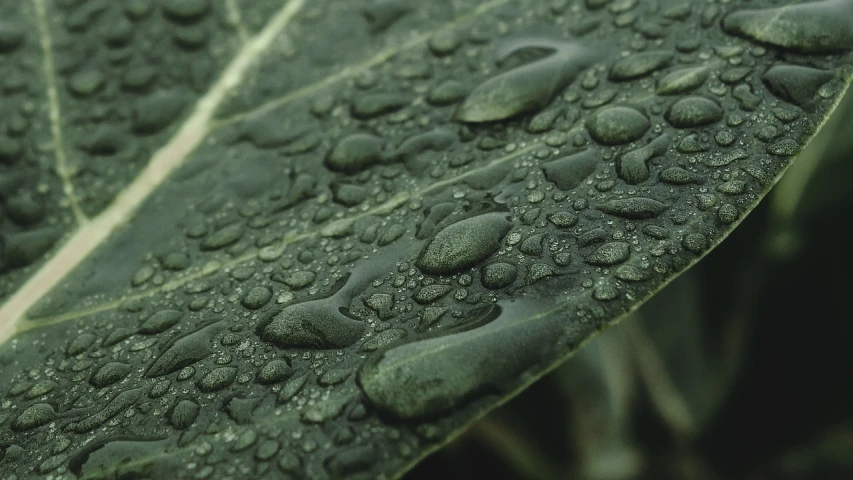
0,0,308,341
226,0,250,44
212,0,515,130
21,136,552,329
33,0,87,225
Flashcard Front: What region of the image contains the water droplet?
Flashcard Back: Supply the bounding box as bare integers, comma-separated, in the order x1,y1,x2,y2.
68,69,106,98
170,399,200,430
242,286,272,310
656,66,710,95
138,309,182,334
547,211,579,228
585,242,630,266
519,233,545,257
67,333,97,356
90,362,132,388
597,197,667,219
278,374,308,404
427,80,468,106
363,0,412,33
704,148,746,168
413,284,453,304
542,148,599,190
714,180,746,196
0,22,25,53
665,96,723,128
2,227,61,268
281,271,315,290
146,321,224,377
256,440,280,461
197,366,237,392
609,51,673,81
259,276,367,349
719,204,739,224
615,264,649,281
11,403,57,432
660,167,699,185
200,223,244,250
455,39,595,122
131,89,190,134
587,106,650,145
257,359,293,384
416,213,512,275
378,224,406,247
359,302,578,418
618,133,670,184
72,387,144,433
525,263,557,284
326,446,379,478
325,133,384,173
767,138,800,156
682,233,708,254
351,93,411,120
361,328,408,352
723,0,853,53
763,64,835,108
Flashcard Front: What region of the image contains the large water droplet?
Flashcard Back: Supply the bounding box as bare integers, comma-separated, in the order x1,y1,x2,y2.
762,64,835,108
587,106,650,145
665,96,723,128
609,51,673,81
597,197,667,219
325,133,385,173
146,321,225,377
259,274,368,349
723,0,853,53
656,66,711,95
416,213,512,275
358,302,590,419
455,39,595,122
542,149,600,190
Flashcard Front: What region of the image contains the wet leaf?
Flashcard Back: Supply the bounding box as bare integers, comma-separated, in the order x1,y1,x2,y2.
0,0,851,478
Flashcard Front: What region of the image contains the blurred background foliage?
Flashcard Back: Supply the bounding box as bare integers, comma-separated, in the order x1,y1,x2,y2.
409,86,853,480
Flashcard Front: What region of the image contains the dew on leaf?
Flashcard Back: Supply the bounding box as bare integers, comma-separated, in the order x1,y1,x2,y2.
455,39,595,122
11,403,57,432
587,106,650,145
763,65,835,108
609,50,673,81
90,362,132,388
722,0,853,53
170,399,200,430
197,366,237,392
585,242,631,266
597,197,667,219
665,96,724,128
542,149,599,190
416,213,512,275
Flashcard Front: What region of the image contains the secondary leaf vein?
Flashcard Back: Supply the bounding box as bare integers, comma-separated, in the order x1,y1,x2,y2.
33,0,87,225
226,0,250,44
212,0,514,130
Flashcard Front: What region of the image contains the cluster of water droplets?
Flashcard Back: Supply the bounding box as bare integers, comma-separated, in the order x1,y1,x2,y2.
2,0,852,478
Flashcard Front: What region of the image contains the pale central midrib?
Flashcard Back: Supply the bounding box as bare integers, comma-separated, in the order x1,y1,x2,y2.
3,0,522,334
20,137,550,330
0,0,307,342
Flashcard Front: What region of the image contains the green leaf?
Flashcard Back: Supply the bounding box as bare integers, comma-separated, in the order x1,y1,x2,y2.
0,0,851,478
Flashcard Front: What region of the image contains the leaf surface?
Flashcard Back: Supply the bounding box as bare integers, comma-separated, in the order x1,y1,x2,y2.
0,0,851,478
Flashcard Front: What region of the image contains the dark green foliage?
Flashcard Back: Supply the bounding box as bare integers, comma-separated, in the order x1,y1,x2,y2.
0,0,851,479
